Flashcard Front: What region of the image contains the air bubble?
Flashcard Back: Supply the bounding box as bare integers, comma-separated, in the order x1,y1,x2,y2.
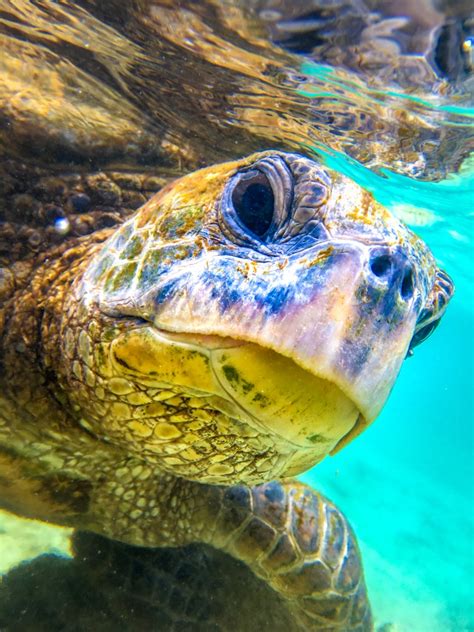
54,217,71,235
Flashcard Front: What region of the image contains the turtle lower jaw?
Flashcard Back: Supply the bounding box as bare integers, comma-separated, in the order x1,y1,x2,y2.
147,325,363,456
107,322,364,480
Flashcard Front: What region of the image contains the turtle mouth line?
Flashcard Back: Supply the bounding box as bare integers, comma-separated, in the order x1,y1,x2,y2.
151,326,249,350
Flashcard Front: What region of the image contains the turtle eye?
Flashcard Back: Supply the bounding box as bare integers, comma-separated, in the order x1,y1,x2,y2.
231,170,275,238
220,155,293,249
408,318,440,354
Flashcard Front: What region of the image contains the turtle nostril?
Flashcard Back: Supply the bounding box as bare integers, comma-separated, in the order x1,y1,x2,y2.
401,269,414,300
370,255,392,278
369,251,416,301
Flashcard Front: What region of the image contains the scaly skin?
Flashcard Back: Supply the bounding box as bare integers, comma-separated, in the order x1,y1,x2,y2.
0,152,453,630
0,232,371,630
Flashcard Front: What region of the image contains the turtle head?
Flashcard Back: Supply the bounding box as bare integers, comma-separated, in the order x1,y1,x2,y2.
71,151,453,483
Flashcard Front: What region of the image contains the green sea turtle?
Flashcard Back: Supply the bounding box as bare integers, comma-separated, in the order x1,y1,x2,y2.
0,148,453,630
0,1,457,630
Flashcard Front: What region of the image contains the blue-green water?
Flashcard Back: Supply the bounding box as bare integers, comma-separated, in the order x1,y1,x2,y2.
298,106,474,629
294,62,474,628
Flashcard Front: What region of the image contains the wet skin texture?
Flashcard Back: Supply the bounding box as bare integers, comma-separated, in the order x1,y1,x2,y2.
0,152,453,631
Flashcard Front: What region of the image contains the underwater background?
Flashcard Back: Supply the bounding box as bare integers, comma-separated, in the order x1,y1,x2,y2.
303,150,474,631
0,1,473,631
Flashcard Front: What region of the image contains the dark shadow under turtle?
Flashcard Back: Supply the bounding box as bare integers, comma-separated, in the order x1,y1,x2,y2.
0,532,297,632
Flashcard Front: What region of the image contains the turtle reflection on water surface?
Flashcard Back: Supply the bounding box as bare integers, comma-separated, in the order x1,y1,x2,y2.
0,151,453,630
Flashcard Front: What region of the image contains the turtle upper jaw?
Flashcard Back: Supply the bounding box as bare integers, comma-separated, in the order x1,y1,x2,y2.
144,246,419,426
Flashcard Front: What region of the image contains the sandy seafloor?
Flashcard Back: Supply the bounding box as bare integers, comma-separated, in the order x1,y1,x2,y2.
0,171,473,631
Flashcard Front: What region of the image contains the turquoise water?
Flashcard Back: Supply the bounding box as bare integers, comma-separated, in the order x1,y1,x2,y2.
297,61,474,630
294,93,474,630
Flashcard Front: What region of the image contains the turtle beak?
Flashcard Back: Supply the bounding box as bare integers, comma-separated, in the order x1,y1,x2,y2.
145,246,426,451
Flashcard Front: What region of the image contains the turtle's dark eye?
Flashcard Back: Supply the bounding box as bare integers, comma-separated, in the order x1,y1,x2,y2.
220,156,293,250
231,170,275,238
408,319,440,354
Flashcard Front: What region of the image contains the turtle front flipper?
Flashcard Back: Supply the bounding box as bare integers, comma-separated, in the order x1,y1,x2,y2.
192,479,372,631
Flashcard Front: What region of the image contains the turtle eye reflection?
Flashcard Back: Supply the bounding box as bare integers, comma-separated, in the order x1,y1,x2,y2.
231,170,275,238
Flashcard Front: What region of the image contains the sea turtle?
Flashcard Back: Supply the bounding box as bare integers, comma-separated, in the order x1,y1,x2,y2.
0,2,456,631
0,148,453,631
